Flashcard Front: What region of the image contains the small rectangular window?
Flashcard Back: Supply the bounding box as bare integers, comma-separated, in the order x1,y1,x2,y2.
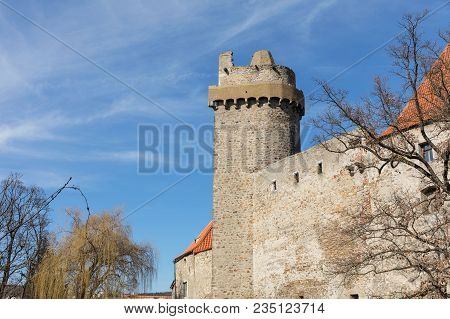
317,162,323,174
270,180,277,192
421,143,434,162
350,294,359,299
293,172,299,183
181,281,188,299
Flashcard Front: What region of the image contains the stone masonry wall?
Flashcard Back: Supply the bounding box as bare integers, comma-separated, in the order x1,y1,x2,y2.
251,125,445,298
178,49,449,299
211,50,302,298
174,250,212,299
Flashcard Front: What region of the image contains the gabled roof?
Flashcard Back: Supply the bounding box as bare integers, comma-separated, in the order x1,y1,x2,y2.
174,221,212,262
381,43,449,137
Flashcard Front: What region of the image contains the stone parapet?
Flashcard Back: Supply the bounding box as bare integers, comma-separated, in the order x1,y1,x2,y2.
208,82,304,115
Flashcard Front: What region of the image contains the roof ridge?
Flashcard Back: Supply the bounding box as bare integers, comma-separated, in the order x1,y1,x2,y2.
381,43,449,137
174,221,213,261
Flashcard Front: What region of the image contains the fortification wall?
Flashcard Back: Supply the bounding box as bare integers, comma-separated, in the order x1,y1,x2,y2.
173,123,445,299
182,48,449,299
251,136,430,298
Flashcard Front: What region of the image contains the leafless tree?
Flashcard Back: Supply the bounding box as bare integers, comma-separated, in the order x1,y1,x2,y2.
312,12,449,298
0,173,73,298
0,174,50,298
32,209,156,298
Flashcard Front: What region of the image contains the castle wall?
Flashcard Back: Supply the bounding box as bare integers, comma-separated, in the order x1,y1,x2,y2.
251,126,445,298
173,113,445,299
175,48,448,299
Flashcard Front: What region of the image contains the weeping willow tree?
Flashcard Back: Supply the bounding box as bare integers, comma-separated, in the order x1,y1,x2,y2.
32,210,156,298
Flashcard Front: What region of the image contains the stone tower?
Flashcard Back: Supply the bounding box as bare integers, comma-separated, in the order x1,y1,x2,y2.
208,50,304,298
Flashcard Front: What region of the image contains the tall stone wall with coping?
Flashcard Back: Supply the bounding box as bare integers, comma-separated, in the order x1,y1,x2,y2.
251,125,445,298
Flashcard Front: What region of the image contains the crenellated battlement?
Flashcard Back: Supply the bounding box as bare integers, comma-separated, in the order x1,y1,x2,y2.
217,50,296,85
218,63,296,86
209,50,304,116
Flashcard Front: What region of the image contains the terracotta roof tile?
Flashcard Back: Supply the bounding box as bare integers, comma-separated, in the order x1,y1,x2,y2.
175,222,212,261
381,43,449,137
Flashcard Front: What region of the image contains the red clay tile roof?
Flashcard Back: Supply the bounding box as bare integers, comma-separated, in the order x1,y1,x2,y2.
175,221,212,261
381,43,449,137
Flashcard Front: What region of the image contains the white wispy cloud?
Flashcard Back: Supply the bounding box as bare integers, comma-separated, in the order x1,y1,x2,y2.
209,0,321,49
296,0,337,40
90,150,141,162
0,0,338,159
0,112,70,146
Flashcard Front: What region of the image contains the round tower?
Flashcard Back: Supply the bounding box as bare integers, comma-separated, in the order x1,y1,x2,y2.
209,50,304,298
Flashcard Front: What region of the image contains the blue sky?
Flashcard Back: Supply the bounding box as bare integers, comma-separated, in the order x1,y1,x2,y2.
0,0,448,292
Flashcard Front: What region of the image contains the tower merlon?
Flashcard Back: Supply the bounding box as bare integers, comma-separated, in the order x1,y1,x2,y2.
251,50,275,66
219,50,234,69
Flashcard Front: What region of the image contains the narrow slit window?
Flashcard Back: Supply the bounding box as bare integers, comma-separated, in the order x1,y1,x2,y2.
271,180,277,192
317,162,323,174
421,143,434,162
293,172,299,183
